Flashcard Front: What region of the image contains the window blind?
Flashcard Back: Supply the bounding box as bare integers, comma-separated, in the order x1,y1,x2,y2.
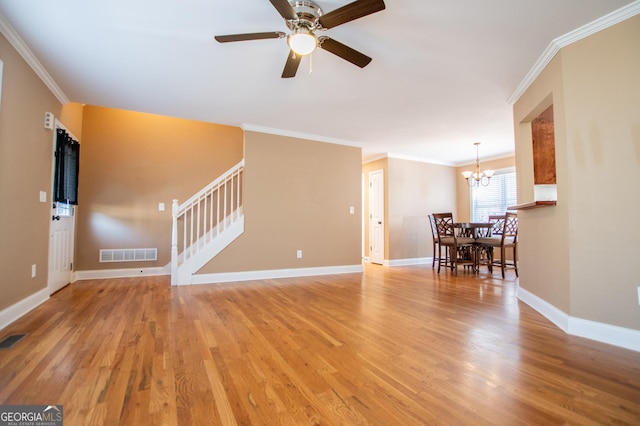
470,170,517,222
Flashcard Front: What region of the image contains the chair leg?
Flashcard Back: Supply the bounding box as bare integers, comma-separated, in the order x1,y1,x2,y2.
513,245,518,277
432,242,436,268
487,247,494,273
437,245,442,273
501,246,506,279
431,243,436,269
452,247,458,276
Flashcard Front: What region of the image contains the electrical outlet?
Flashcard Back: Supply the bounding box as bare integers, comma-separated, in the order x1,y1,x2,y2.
31,264,36,278
158,202,165,211
296,250,302,259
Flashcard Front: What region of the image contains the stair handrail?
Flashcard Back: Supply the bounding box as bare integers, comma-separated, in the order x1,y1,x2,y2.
176,159,244,212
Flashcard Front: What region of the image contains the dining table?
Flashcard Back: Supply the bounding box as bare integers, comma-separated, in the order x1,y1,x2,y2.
454,222,494,239
453,222,495,272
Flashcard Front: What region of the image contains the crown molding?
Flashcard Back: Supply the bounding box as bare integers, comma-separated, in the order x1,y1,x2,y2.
241,124,363,148
362,153,389,165
507,0,640,105
454,152,516,168
362,152,516,167
362,152,455,167
387,153,456,167
0,14,69,104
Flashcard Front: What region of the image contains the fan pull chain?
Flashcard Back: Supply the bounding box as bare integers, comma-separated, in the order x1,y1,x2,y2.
309,53,313,74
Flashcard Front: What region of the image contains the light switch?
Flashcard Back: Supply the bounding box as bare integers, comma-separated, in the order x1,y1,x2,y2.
158,203,165,211
39,191,47,203
349,206,355,214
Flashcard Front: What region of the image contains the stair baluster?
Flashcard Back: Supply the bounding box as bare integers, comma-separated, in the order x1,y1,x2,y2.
171,160,245,285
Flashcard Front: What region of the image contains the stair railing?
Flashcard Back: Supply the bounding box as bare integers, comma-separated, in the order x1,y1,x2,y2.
171,160,244,285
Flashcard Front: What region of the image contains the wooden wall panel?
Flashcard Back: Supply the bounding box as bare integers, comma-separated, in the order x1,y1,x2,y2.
531,105,556,184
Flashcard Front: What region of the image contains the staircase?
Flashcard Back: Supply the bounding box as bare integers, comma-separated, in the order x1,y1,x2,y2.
171,160,244,285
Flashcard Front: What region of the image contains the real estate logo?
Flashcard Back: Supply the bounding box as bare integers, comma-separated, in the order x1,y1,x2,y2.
0,405,63,426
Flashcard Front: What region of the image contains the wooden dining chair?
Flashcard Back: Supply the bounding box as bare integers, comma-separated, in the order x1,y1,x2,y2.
432,212,475,276
475,215,505,269
477,212,518,278
487,215,506,238
428,214,448,268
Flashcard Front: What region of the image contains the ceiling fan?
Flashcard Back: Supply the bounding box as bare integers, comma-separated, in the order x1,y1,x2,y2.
214,0,385,78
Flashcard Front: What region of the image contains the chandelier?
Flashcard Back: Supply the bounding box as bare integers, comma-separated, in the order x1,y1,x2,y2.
461,142,494,187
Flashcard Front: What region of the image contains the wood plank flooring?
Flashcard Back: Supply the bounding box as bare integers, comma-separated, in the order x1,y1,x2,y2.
1,264,639,425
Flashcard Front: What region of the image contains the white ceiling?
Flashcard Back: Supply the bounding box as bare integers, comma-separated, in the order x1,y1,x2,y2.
0,0,636,165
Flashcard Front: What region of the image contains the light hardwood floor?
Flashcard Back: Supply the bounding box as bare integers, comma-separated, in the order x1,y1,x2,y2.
1,264,639,425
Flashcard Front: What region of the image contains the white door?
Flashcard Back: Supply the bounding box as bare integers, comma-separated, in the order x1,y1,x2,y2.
369,169,384,265
48,203,75,293
48,124,76,294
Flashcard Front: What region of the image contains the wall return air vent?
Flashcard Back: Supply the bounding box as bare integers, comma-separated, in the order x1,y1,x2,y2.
100,248,157,263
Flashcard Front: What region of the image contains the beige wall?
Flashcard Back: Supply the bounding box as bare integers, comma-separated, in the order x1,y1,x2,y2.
455,156,516,222
0,34,62,310
59,102,84,138
362,157,458,262
514,15,640,329
388,158,457,261
77,106,244,270
563,15,640,328
199,131,362,273
514,53,572,313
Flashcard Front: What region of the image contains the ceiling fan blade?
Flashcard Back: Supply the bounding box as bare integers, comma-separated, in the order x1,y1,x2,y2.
269,0,298,20
215,32,285,43
318,0,385,29
319,37,372,68
282,50,302,78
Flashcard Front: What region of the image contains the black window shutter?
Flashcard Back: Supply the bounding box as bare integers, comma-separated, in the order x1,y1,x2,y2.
54,128,80,205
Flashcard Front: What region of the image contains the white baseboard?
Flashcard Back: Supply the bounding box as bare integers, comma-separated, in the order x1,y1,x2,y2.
75,265,170,281
190,264,364,285
387,257,432,267
517,287,570,331
518,287,640,352
363,257,432,267
0,287,49,331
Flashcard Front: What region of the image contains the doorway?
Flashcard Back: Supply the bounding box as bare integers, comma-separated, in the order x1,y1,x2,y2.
369,169,384,264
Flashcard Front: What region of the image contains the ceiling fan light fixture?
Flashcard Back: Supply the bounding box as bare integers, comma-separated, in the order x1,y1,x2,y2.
288,28,317,56
214,0,386,78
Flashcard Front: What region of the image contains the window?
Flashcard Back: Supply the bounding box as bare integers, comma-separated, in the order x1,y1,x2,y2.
470,168,517,222
53,128,80,205
55,202,73,218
